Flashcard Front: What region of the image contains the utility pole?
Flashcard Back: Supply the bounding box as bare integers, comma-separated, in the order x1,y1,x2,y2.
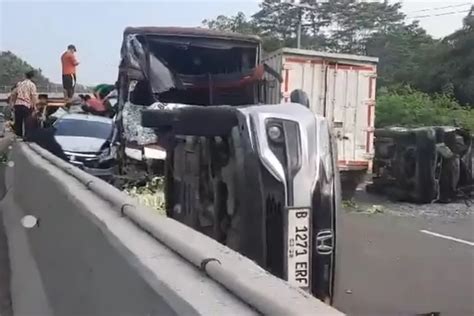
253,0,324,49
296,7,302,49
286,0,322,49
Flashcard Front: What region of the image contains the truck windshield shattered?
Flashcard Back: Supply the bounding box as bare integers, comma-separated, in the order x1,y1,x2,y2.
119,27,266,107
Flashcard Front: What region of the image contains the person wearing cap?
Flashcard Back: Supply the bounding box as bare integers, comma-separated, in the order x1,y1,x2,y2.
61,44,79,103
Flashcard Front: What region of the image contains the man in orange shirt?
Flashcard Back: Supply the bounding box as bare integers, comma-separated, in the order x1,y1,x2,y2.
61,44,79,103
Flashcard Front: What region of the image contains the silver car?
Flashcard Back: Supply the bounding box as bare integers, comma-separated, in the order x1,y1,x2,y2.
53,113,119,178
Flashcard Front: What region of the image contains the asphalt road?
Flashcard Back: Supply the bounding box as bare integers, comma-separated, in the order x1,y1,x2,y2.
0,165,12,316
334,206,474,315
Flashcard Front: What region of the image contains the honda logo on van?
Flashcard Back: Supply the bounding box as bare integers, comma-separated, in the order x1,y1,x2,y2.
315,229,333,255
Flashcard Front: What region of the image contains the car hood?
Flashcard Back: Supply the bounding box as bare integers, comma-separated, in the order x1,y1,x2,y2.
55,136,107,154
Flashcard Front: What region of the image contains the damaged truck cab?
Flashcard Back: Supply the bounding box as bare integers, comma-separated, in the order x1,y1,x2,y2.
117,27,340,303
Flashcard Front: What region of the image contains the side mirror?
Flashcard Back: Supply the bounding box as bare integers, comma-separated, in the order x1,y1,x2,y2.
290,89,310,108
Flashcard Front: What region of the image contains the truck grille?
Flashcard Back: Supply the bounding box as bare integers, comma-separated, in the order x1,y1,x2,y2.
265,191,284,278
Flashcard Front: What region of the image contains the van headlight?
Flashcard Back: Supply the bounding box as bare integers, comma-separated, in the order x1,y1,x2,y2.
267,124,284,143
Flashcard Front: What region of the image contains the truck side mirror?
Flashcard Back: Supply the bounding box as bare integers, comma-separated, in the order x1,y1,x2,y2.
290,89,310,108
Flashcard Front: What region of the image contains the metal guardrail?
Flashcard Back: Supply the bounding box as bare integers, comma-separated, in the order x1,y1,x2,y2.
4,141,344,315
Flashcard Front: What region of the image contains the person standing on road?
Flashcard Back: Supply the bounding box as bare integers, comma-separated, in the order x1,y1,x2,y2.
10,71,38,138
61,44,79,103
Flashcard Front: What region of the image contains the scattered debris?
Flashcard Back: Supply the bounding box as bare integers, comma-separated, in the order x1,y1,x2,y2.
345,185,473,219
123,176,165,215
343,199,386,215
342,199,359,209
366,205,384,215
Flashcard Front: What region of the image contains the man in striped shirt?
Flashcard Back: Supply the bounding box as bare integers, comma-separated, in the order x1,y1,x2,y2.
10,71,38,138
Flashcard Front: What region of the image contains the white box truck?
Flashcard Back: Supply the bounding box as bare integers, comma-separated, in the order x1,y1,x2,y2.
263,48,379,196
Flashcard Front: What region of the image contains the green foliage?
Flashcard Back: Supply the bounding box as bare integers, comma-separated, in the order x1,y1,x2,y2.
202,2,474,108
0,51,89,92
203,0,406,54
0,51,52,88
366,22,437,89
376,87,474,131
202,12,259,35
421,18,474,106
123,177,165,215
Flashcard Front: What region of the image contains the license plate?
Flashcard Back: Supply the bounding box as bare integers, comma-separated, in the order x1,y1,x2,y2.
287,207,310,289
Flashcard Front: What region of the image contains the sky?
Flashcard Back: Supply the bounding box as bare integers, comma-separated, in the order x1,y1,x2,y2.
0,0,472,85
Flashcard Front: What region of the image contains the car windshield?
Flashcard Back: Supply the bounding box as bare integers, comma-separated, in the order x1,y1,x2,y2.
55,118,113,139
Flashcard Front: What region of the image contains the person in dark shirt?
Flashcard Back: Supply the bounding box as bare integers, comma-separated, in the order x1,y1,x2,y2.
26,126,68,161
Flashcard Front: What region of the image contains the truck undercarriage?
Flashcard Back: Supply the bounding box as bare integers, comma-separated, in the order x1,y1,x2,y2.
368,126,473,203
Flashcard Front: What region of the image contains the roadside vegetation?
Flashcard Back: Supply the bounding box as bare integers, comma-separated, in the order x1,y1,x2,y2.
376,87,474,131
123,177,166,215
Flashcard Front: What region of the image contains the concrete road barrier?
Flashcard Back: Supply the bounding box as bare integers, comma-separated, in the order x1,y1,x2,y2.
2,142,344,316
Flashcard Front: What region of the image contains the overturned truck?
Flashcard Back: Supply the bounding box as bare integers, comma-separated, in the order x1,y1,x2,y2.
368,126,473,203
116,27,340,303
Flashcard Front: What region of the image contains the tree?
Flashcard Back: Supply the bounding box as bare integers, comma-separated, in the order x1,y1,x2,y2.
202,1,474,106
365,21,436,89
202,12,258,34
203,0,407,54
0,51,52,88
409,9,474,105
325,0,405,54
202,10,285,52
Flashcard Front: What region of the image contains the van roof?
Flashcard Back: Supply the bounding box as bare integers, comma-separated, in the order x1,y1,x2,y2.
123,27,261,44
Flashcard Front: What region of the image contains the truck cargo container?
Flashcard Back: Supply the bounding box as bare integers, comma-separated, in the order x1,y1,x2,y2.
263,48,378,196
